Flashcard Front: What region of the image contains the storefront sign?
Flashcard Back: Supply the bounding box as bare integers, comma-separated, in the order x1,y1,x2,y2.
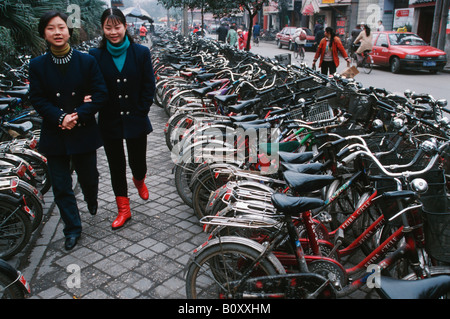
393,8,414,29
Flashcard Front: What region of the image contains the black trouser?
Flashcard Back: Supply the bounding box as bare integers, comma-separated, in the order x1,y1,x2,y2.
321,60,337,76
103,135,147,197
47,151,99,238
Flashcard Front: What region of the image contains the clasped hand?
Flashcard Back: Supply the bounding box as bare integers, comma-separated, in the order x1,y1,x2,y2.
59,95,92,130
60,113,78,130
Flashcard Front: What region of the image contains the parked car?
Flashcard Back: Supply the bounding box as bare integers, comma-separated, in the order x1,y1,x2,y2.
276,27,316,51
370,31,447,73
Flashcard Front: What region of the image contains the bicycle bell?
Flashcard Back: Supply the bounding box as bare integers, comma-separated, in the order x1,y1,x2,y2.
392,117,404,129
372,119,384,131
421,138,438,155
404,89,413,98
437,99,448,108
410,178,428,194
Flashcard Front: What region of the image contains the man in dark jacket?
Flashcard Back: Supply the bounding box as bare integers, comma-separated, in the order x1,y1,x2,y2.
314,22,324,49
217,23,228,42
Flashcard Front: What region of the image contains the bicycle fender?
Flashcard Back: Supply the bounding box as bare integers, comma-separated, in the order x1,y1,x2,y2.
191,236,286,274
0,258,31,294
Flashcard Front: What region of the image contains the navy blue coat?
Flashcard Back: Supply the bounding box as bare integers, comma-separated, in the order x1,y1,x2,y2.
29,50,108,156
89,43,155,139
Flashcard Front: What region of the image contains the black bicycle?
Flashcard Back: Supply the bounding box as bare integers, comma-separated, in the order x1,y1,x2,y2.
294,43,305,63
351,44,373,74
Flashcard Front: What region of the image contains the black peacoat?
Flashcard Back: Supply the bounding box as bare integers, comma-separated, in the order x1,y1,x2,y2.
89,43,156,140
29,49,108,156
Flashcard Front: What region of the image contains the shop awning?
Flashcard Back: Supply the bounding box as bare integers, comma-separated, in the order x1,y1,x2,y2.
302,0,320,15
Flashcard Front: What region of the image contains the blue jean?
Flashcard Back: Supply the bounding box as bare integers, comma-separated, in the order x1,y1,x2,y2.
47,151,99,238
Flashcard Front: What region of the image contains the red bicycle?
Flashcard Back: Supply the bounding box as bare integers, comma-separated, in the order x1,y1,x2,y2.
185,140,450,298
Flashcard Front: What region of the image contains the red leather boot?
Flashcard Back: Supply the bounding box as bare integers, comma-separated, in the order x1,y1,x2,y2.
112,196,131,230
133,176,149,200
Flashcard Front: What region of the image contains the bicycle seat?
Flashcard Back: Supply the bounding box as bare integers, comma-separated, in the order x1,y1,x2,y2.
281,162,325,174
214,94,238,104
381,190,416,200
235,121,271,131
377,275,450,299
283,170,335,193
228,98,261,113
278,151,314,164
196,73,216,82
0,104,12,115
4,121,33,134
192,86,214,96
0,97,20,105
229,114,259,122
1,88,29,98
203,81,224,90
271,193,324,216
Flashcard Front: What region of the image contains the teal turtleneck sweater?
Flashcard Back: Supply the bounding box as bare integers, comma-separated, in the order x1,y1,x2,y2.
106,36,130,72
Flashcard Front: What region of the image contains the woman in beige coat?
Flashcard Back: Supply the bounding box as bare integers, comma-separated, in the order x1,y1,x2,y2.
354,24,373,65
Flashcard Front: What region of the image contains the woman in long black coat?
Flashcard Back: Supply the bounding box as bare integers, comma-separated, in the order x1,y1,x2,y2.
89,8,156,230
29,11,108,250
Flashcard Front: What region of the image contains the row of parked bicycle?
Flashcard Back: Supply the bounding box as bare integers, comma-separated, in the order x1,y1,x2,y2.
152,34,450,299
0,55,49,297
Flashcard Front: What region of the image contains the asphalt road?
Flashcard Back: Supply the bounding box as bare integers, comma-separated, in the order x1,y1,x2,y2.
250,40,450,105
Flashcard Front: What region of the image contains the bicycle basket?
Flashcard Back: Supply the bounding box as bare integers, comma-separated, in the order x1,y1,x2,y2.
346,93,376,123
305,101,334,123
420,170,450,262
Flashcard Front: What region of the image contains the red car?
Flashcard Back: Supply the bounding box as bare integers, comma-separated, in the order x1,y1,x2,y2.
276,27,315,51
371,31,447,73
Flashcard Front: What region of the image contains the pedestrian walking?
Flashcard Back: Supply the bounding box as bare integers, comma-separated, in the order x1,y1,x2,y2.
253,22,260,39
226,25,238,48
312,27,350,75
29,11,108,250
237,29,250,50
217,23,228,42
377,20,385,32
89,8,156,230
139,23,148,43
353,24,373,65
314,22,324,49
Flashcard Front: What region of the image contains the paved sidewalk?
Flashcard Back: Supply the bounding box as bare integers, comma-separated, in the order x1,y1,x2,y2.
18,104,208,299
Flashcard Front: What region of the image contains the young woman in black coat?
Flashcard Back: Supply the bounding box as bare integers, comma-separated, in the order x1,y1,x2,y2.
29,11,108,250
90,8,156,230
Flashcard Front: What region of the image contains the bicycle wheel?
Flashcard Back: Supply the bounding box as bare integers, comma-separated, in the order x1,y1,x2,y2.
191,165,234,219
17,152,50,195
185,237,285,299
299,48,305,63
294,47,299,59
0,271,25,298
362,55,373,74
0,201,32,260
351,53,358,67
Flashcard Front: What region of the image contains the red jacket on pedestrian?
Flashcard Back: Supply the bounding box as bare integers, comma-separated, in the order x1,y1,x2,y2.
238,31,250,50
313,36,349,67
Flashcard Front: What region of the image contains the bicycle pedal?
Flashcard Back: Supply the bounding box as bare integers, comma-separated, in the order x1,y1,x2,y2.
316,211,332,223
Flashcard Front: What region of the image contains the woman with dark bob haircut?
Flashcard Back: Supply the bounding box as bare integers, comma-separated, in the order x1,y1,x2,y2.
90,8,156,230
29,11,108,251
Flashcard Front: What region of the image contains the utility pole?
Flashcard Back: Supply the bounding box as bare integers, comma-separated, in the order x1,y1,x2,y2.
438,0,449,50
431,0,443,48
